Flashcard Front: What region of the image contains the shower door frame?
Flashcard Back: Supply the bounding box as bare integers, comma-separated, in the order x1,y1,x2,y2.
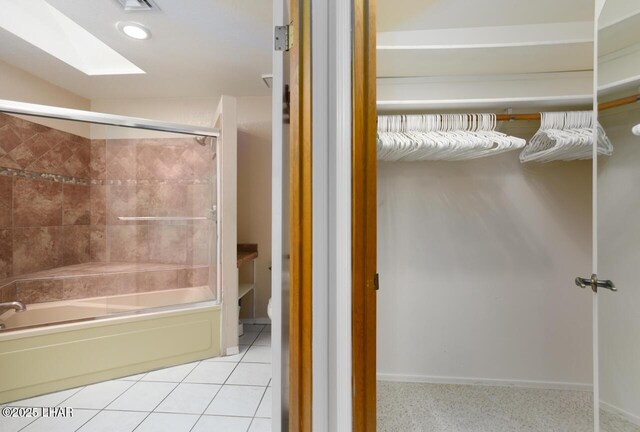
0,99,221,138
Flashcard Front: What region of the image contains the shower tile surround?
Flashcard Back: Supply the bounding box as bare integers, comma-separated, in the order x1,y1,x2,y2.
0,113,214,305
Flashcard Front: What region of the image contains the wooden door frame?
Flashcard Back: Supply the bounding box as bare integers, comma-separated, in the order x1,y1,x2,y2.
287,0,376,429
352,0,377,430
289,0,313,430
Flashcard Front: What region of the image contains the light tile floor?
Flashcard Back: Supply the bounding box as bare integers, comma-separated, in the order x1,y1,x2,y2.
1,324,272,432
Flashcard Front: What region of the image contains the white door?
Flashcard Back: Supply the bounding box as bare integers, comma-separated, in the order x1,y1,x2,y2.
271,0,290,429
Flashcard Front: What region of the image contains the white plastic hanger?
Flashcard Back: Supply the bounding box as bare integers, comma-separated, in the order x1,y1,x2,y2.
377,113,526,161
519,111,613,163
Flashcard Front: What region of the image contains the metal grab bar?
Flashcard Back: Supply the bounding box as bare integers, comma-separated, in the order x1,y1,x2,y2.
118,206,216,222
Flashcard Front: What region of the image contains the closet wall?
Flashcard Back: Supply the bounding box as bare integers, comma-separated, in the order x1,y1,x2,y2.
377,123,593,387
598,105,640,420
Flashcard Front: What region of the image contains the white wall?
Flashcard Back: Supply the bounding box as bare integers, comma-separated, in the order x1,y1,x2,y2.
90,97,220,139
377,125,593,388
598,105,640,424
0,59,90,137
214,96,239,353
237,96,272,320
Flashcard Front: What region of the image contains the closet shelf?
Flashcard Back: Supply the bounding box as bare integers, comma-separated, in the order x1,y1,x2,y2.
599,11,640,57
377,95,593,113
378,44,592,79
377,22,593,51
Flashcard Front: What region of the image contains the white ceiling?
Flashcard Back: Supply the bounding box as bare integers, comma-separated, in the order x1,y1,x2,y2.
0,0,272,99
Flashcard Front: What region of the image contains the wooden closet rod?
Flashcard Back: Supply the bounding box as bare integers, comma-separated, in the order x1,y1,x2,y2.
494,94,640,122
598,94,640,111
495,113,542,121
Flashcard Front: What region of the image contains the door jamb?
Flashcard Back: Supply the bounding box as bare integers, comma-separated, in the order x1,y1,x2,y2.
289,0,313,430
352,0,377,430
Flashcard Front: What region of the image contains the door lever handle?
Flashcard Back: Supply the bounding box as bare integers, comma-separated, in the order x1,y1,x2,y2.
575,274,617,293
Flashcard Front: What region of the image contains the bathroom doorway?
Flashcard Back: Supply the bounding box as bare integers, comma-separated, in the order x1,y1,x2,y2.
0,1,277,431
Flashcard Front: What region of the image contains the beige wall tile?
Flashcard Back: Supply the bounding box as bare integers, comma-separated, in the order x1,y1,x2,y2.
13,227,63,275
15,279,64,304
63,184,90,225
63,225,91,265
0,176,12,228
13,178,62,227
0,229,12,279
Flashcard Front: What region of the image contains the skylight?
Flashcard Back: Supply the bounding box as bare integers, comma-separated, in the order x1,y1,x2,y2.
0,0,145,76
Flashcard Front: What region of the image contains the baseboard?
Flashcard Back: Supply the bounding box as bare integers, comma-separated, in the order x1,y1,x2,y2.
376,373,592,392
226,346,240,356
241,318,272,325
601,400,640,427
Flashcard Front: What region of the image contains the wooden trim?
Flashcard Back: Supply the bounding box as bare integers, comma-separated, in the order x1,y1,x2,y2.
352,0,377,430
289,0,313,430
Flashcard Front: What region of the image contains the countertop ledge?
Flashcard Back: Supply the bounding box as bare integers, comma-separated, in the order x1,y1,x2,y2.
237,244,258,267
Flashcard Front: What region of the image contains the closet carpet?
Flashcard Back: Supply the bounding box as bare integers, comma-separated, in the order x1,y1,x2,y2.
377,381,640,432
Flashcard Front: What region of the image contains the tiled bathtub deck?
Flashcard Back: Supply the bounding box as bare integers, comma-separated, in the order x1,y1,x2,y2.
1,324,272,432
0,261,209,304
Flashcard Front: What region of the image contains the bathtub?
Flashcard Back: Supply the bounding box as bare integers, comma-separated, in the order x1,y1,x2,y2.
0,288,221,403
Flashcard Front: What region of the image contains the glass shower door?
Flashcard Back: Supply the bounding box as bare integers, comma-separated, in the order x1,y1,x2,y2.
0,114,218,332
101,124,218,314
597,1,640,431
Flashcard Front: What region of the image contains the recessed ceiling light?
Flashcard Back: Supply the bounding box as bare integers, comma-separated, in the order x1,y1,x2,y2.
0,0,144,75
117,22,151,40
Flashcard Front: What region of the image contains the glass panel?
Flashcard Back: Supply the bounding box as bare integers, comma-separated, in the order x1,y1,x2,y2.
0,113,218,332
597,1,640,431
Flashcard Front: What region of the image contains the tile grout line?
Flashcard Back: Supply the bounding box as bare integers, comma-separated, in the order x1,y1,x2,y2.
254,378,272,419
248,384,271,431
13,378,97,431
247,325,271,432
188,340,254,432
129,360,202,431
54,386,100,432
68,380,137,432
15,380,132,432
131,380,270,386
188,326,267,432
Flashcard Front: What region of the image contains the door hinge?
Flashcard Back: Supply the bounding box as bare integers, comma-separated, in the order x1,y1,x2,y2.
374,273,379,291
274,24,293,51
